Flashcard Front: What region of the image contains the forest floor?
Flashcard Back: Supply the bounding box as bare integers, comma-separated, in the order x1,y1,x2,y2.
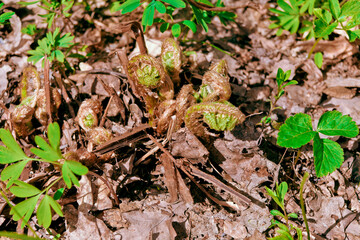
0,0,360,239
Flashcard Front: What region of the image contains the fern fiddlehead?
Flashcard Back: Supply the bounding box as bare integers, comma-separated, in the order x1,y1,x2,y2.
185,101,245,138
161,38,182,86
128,54,174,124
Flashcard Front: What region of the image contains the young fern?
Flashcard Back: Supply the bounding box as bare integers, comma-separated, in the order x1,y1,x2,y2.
128,54,174,123
198,60,231,102
185,101,245,138
161,38,182,85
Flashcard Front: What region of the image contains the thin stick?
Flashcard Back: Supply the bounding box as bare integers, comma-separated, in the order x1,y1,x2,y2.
116,50,140,98
99,96,113,127
87,171,120,206
44,56,53,124
300,171,310,240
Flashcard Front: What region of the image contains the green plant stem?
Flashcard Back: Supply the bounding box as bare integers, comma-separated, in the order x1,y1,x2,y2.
293,148,302,167
0,189,40,238
307,38,321,59
41,176,62,195
300,171,310,240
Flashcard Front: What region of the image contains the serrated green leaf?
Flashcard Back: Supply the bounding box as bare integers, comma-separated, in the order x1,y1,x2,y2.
347,29,360,42
317,111,359,137
329,0,340,19
10,180,41,198
10,195,41,229
314,9,332,24
270,209,285,218
277,113,316,148
314,52,323,69
0,129,27,164
278,0,296,14
162,0,186,8
288,212,298,219
191,5,208,32
155,1,166,14
142,4,155,27
340,0,360,18
314,20,337,38
1,160,29,188
110,0,140,13
54,49,64,62
182,20,197,33
313,133,344,177
0,12,14,23
171,23,181,37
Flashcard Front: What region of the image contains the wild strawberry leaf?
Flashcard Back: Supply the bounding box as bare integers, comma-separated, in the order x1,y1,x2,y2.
313,133,344,177
316,110,359,137
329,0,340,19
162,0,186,8
314,20,337,38
277,113,316,148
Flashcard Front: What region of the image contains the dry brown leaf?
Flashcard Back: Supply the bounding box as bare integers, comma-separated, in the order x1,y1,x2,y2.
160,153,179,203
176,168,193,204
323,87,356,99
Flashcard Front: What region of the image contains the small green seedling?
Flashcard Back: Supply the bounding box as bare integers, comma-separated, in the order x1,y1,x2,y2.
0,122,88,229
270,0,360,68
111,0,236,37
277,110,359,177
19,0,73,28
0,3,14,24
266,182,303,240
260,68,298,125
27,27,74,66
